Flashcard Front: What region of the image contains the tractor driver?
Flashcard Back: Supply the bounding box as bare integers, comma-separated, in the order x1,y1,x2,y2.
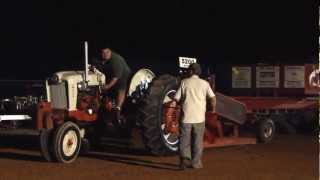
100,47,132,121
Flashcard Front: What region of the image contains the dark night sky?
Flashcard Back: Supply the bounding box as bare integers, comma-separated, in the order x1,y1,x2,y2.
0,1,318,79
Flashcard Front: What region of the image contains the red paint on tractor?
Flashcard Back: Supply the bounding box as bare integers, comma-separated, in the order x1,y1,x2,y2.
68,111,97,122
163,103,180,134
36,102,52,129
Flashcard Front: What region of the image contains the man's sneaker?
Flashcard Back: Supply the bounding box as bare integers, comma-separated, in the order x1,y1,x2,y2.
179,163,187,170
179,158,192,170
184,160,193,168
192,163,203,169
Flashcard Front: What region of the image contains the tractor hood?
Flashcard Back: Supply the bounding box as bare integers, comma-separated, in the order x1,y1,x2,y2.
46,68,105,111
52,68,105,86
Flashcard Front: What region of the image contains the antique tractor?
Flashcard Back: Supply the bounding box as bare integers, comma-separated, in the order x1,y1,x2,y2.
35,42,181,163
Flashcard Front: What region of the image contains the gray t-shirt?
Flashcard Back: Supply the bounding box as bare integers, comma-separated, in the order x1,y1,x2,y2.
102,52,131,81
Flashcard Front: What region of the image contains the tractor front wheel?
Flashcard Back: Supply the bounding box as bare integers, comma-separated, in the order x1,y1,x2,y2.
52,122,81,163
40,129,55,162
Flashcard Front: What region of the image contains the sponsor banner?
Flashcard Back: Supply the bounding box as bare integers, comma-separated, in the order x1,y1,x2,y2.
256,66,280,88
284,66,305,88
232,66,251,88
305,64,320,95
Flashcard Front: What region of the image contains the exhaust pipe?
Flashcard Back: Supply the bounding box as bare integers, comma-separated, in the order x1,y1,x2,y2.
84,41,89,84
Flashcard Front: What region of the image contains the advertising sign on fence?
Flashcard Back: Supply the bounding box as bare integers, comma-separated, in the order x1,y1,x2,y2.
256,66,280,88
232,66,251,88
284,66,305,88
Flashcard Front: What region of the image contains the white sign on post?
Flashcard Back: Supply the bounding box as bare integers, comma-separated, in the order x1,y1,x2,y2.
256,66,280,88
178,57,197,68
284,66,305,88
232,66,252,88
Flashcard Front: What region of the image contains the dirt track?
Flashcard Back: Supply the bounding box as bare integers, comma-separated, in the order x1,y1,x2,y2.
0,134,318,180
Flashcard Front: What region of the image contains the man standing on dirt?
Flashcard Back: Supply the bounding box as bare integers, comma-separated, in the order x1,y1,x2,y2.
99,47,132,122
173,63,216,170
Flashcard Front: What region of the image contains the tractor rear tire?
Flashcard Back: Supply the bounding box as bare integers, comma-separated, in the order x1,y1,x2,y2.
139,74,180,155
52,122,81,163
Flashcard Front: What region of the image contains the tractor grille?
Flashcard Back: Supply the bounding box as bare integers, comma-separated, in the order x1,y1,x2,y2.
49,82,68,109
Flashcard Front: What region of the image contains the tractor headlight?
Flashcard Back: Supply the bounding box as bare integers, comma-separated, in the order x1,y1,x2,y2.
88,108,93,115
77,82,87,91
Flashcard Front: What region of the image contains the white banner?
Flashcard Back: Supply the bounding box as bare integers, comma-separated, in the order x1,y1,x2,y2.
256,66,280,88
284,66,305,88
232,67,251,88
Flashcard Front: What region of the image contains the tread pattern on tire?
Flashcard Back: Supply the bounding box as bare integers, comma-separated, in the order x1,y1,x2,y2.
40,129,55,162
139,74,179,155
